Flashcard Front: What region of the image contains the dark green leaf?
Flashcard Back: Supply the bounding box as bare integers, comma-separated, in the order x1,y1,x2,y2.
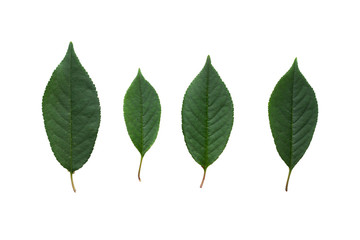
42,42,101,192
123,69,161,182
182,56,234,188
268,58,318,191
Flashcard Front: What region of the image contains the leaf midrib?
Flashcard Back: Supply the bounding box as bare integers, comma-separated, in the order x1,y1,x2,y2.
205,63,209,167
139,78,144,156
69,50,73,173
290,68,295,169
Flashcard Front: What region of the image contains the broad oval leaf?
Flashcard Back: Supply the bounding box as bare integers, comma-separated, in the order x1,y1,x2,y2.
268,58,318,191
123,69,161,182
42,42,101,192
182,56,234,188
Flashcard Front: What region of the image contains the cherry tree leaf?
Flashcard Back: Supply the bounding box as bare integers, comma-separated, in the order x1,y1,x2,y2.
123,69,161,181
42,42,101,192
182,56,234,188
268,58,318,191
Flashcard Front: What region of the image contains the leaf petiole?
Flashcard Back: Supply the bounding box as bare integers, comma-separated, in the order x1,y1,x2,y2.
70,172,76,193
200,168,207,188
285,168,292,192
138,155,144,182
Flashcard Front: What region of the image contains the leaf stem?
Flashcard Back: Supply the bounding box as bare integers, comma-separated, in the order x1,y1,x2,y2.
70,172,76,193
285,168,292,192
138,155,144,182
200,168,207,188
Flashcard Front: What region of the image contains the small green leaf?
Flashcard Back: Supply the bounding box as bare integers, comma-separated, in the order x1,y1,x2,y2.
182,56,234,188
42,42,101,192
123,69,161,182
268,58,318,191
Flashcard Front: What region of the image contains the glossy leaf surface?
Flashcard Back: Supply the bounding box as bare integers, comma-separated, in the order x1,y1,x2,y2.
182,56,234,188
268,58,318,191
42,42,101,192
123,69,161,181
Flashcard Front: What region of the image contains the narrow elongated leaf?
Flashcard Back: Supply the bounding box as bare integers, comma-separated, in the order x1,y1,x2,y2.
42,42,101,192
182,56,234,188
268,58,318,191
123,69,161,181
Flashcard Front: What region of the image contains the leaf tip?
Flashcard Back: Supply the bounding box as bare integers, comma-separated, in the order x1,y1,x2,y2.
137,68,144,78
66,42,75,57
293,57,298,67
68,41,74,50
206,55,211,64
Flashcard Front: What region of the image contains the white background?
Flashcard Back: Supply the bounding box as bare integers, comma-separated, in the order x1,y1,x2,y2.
1,0,360,239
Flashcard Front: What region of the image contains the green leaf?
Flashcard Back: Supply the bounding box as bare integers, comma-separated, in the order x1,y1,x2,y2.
42,42,101,192
182,56,234,188
123,69,161,182
268,58,318,191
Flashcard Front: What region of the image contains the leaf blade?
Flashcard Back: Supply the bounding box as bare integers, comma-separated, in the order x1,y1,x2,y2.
182,56,234,187
42,42,101,190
